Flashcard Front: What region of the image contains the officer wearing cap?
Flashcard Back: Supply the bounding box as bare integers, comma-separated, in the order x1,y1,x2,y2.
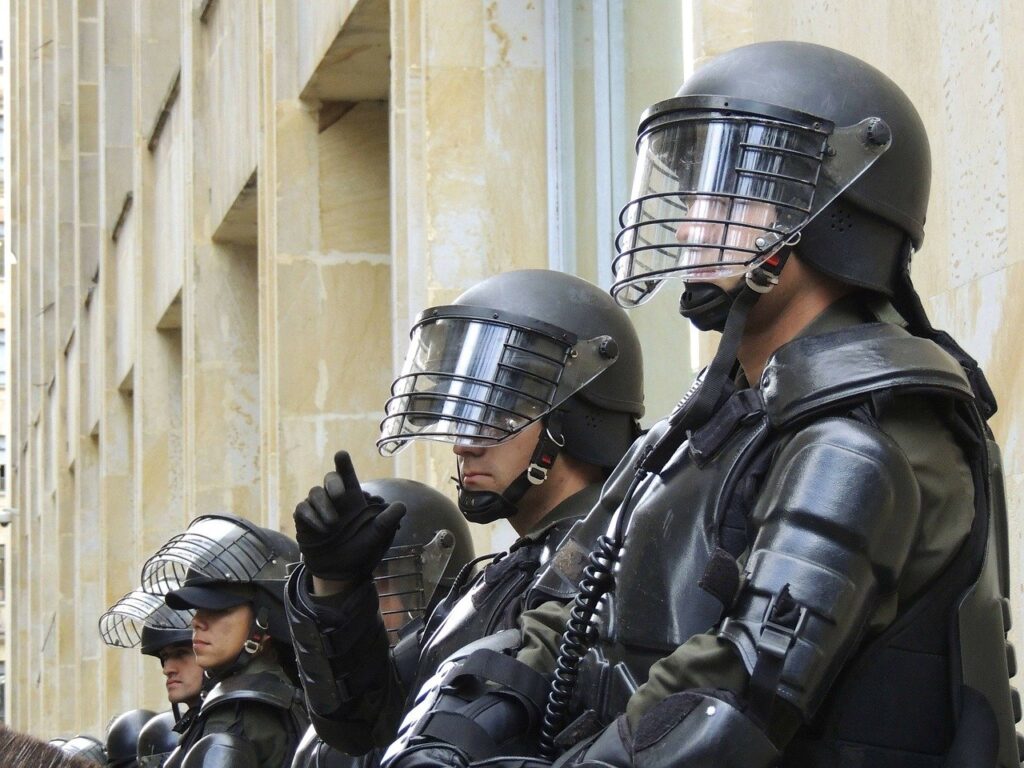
143,516,308,768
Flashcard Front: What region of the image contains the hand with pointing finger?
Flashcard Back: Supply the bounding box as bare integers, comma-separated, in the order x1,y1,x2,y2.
293,451,406,582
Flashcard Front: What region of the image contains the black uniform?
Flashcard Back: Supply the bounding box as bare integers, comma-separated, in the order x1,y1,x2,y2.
286,484,600,765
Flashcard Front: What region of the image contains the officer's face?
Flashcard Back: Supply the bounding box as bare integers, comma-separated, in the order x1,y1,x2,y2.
674,195,777,277
158,642,204,705
191,604,256,670
453,421,544,494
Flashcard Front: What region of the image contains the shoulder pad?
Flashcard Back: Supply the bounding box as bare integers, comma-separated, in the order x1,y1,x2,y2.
181,733,258,768
761,323,973,427
200,671,299,714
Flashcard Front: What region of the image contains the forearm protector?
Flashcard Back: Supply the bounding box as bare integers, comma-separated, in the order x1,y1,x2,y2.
384,631,550,767
286,563,403,752
718,417,921,727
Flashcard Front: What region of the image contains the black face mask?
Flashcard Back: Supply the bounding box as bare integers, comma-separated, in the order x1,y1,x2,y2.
678,282,743,332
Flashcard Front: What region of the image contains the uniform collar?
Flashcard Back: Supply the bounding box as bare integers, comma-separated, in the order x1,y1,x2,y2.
515,482,603,545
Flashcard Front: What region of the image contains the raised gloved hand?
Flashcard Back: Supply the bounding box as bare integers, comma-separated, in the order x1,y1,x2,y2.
293,451,406,581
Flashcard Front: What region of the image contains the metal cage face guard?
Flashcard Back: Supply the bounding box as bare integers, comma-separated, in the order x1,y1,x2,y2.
140,516,281,594
372,530,456,646
612,95,891,308
99,590,195,649
377,306,617,455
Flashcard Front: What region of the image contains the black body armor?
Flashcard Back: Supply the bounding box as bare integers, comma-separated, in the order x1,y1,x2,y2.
537,323,1018,766
165,671,309,768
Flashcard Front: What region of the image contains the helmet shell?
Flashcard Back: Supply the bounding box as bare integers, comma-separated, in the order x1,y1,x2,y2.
453,270,644,468
677,41,930,293
105,709,157,767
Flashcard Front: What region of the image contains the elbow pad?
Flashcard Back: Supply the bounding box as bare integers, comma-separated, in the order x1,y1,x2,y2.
719,417,920,722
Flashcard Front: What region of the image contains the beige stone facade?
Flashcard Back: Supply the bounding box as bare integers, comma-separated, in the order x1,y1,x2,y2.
5,0,1022,740
0,8,9,726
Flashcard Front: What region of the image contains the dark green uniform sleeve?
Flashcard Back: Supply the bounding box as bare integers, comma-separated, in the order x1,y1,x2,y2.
515,599,571,673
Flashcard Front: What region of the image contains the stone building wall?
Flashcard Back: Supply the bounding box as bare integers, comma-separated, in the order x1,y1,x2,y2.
5,0,1022,739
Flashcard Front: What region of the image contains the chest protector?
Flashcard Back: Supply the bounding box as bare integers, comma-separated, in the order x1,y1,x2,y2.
164,671,309,768
406,516,579,700
542,323,1018,765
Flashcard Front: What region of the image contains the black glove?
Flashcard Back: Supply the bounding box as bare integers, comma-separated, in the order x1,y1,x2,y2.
293,451,406,581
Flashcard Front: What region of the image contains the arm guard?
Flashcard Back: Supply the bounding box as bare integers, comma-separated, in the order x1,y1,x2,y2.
285,564,404,752
384,631,550,767
719,417,920,725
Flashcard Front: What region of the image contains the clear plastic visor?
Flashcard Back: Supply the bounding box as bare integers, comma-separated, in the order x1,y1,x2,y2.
372,530,455,645
612,107,889,307
99,590,194,649
378,312,615,455
141,517,276,594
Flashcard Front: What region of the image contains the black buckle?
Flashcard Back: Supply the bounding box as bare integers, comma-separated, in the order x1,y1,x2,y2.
756,587,806,659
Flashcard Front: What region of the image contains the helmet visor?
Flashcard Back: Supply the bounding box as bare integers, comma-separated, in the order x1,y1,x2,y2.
140,516,279,594
378,306,616,454
612,95,890,307
373,530,456,645
99,590,194,649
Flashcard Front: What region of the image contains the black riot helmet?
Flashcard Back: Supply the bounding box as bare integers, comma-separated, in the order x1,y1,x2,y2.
59,734,108,765
613,41,909,327
378,269,644,523
99,590,194,656
105,709,157,768
364,478,475,644
144,516,300,673
135,711,180,768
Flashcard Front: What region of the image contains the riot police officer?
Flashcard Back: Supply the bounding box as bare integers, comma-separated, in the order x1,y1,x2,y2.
381,41,1018,768
145,515,309,768
284,269,645,763
100,590,205,725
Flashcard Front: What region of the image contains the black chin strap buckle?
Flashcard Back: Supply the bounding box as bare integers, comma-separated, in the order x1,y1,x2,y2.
527,418,566,485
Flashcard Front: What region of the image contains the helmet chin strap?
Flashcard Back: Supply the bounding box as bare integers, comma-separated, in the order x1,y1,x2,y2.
454,411,566,525
643,252,789,474
202,607,270,687
679,241,795,333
